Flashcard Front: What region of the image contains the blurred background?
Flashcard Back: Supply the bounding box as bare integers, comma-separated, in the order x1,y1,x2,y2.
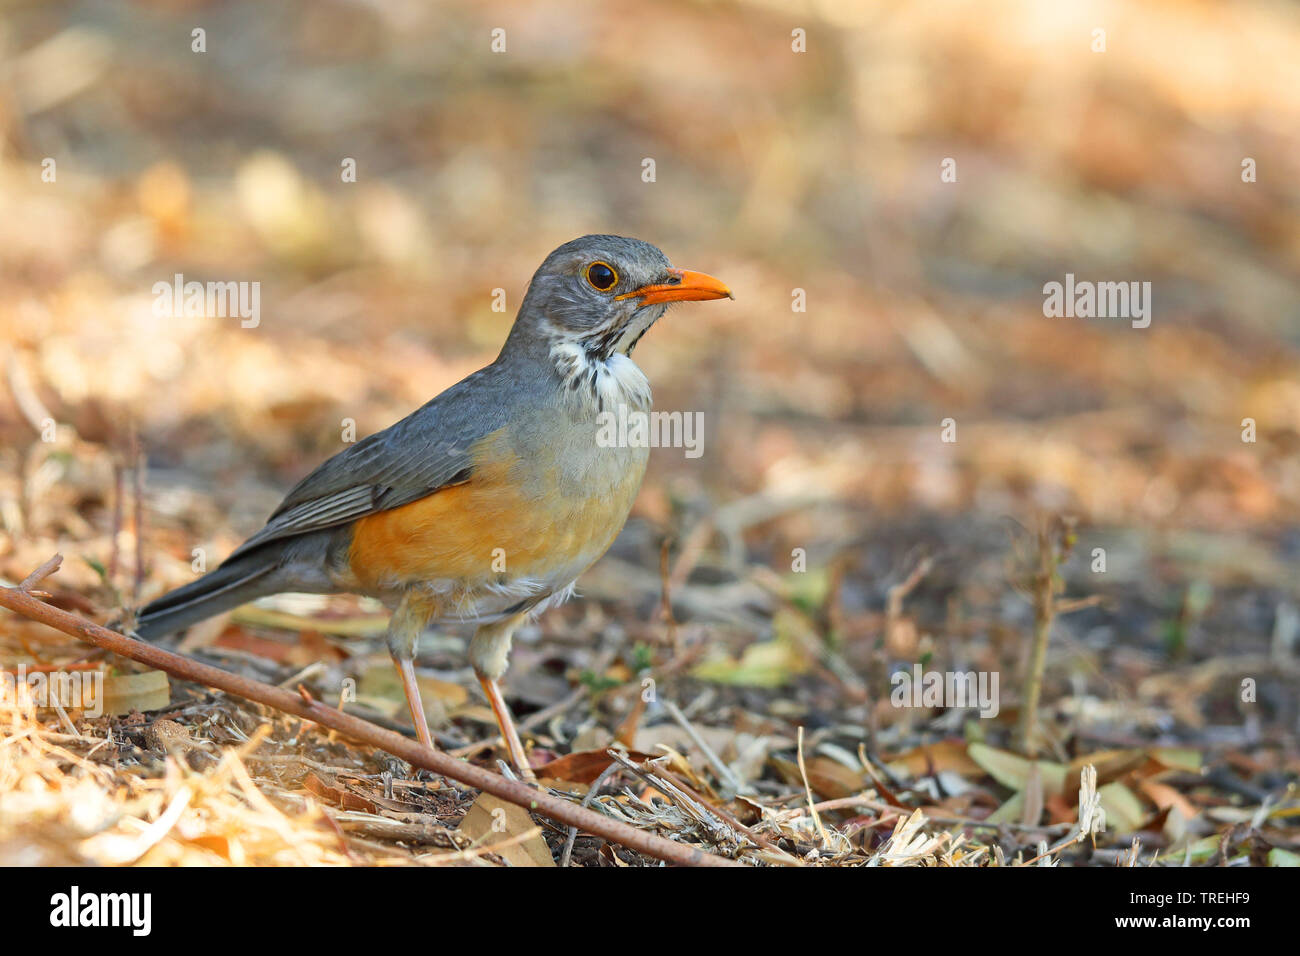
1,0,1298,862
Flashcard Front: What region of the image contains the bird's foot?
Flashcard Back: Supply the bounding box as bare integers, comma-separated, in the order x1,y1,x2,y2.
477,672,537,782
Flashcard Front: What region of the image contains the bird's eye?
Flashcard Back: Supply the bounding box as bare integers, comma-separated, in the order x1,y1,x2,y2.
585,261,618,291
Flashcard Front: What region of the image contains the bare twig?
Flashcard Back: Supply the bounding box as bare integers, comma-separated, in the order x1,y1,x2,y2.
1014,516,1084,757
667,517,714,594
0,556,742,868
604,749,780,859
779,795,1074,835
648,760,799,863
664,698,743,796
132,431,146,605
1017,830,1084,866
886,554,933,621
108,461,124,586
20,554,63,591
559,760,621,867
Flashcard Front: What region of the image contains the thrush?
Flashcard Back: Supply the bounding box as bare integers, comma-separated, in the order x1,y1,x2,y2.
136,235,732,775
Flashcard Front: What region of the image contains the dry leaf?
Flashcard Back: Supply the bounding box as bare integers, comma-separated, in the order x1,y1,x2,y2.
303,773,378,814
1137,779,1197,821
885,739,983,778
771,755,863,800
530,749,652,786
458,794,554,868
1064,749,1147,803
614,692,647,748
101,670,169,715
359,660,468,709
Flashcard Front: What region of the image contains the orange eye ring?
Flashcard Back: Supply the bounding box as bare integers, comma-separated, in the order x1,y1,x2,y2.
585,261,619,292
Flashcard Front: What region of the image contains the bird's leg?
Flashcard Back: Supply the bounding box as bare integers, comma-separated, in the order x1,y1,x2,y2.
476,671,534,781
394,655,435,751
469,612,535,779
386,593,436,751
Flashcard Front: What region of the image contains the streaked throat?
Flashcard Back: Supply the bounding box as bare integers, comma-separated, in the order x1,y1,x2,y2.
550,340,652,415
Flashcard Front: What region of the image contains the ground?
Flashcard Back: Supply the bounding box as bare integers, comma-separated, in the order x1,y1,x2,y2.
1,0,1298,866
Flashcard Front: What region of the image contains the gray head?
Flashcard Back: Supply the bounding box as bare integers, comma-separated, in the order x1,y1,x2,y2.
504,234,731,363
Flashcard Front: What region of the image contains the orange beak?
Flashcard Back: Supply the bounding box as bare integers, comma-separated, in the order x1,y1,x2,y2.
617,268,733,306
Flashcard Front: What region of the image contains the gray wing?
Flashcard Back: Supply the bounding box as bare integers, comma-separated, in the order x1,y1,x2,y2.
225,366,507,560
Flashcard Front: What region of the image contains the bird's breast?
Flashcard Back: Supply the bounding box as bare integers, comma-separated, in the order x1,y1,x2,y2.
345,414,647,612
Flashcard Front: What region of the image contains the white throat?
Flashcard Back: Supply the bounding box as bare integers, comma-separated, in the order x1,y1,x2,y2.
550,342,652,415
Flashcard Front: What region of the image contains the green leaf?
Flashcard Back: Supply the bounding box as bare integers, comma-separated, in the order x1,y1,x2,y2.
987,791,1024,824
83,556,108,583
785,567,829,615
1268,847,1300,867
631,642,654,672
1097,781,1146,833
1148,747,1202,772
968,743,1067,795
579,669,621,693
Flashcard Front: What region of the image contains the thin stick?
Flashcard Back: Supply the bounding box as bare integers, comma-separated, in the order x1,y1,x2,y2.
780,795,1074,834
1017,830,1084,866
663,698,742,796
0,556,740,868
1014,516,1088,757
559,760,621,867
521,683,587,732
108,461,123,585
885,555,933,621
659,538,681,654
796,726,831,846
132,433,146,606
1016,525,1054,756
648,761,799,863
20,554,63,591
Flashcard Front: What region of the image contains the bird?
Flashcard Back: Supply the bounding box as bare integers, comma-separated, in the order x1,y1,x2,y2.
135,234,732,775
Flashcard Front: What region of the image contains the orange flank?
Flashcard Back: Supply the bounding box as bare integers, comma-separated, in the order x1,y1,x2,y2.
346,429,638,594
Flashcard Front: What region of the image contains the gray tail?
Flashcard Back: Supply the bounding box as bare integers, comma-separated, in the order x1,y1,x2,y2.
135,547,282,640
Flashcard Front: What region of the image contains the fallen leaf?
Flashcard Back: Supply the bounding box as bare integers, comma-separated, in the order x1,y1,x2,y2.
1064,749,1146,803
1182,835,1222,863
1146,748,1203,773
614,692,647,748
303,773,378,813
359,660,468,709
1097,781,1146,834
987,791,1024,825
968,743,1066,795
232,605,387,637
771,755,864,800
1020,763,1043,826
690,611,812,687
1137,779,1198,821
884,739,983,778
188,834,231,860
1044,791,1075,824
632,722,738,760
530,749,653,786
458,793,554,867
101,670,170,715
